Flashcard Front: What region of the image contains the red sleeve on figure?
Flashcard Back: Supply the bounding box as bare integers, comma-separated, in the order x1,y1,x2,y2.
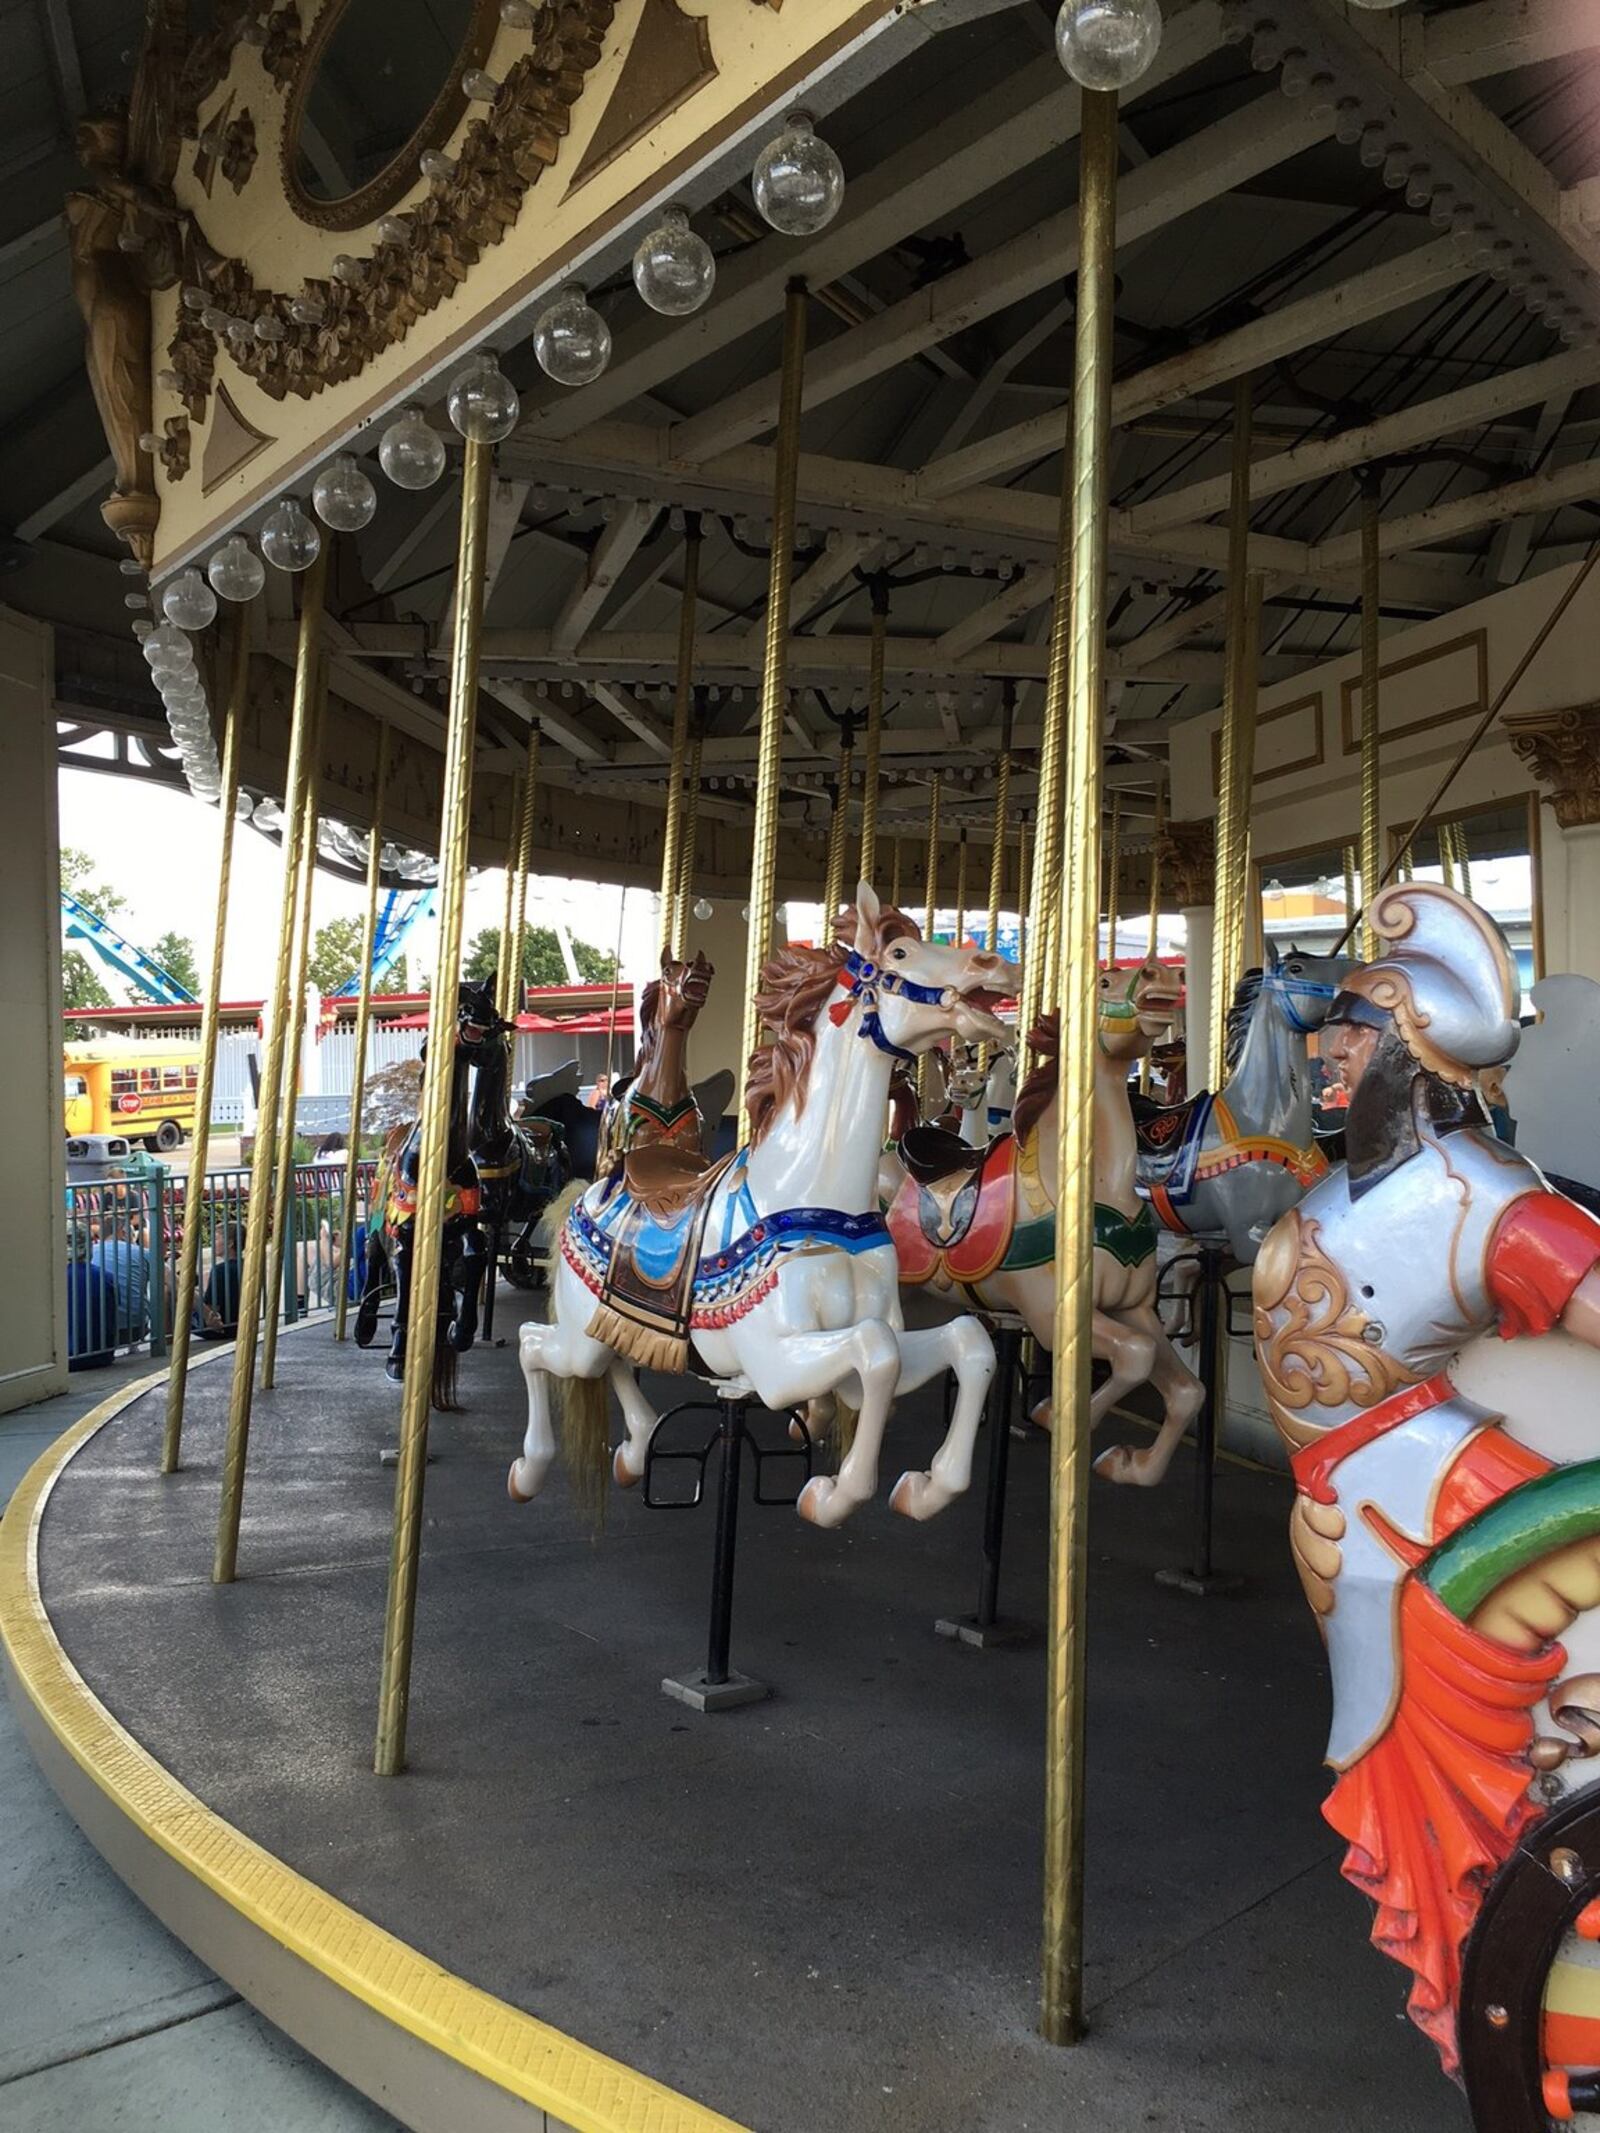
1486,1191,1600,1339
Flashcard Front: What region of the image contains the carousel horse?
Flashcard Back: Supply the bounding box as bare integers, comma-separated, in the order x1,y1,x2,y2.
463,973,571,1321
1134,940,1353,1264
883,960,1204,1483
599,949,715,1164
353,980,491,1407
948,1040,1018,1147
509,882,1017,1528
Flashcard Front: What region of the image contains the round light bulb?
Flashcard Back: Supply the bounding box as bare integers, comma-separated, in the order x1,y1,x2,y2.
207,534,266,603
312,452,377,531
632,206,716,317
1054,0,1163,90
143,624,194,674
259,496,322,573
419,149,457,182
1346,0,1406,10
254,313,286,342
254,797,284,832
289,293,326,325
447,351,521,441
378,405,447,489
161,568,218,631
235,791,255,821
531,284,611,387
461,67,501,102
693,897,713,923
752,111,845,237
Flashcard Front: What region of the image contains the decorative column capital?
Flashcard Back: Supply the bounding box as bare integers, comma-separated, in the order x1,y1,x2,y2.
1158,816,1215,907
1505,703,1600,829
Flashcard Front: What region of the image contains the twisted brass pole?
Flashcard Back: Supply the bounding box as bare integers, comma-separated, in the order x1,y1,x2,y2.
953,828,970,947
1358,468,1382,961
1042,82,1115,2051
496,773,521,1013
334,722,391,1343
162,609,248,1471
675,729,702,955
1104,791,1122,967
215,542,327,1583
822,721,854,922
1452,818,1473,898
1015,815,1031,1023
1140,782,1165,1095
659,518,701,955
738,280,807,1112
374,436,492,1777
919,776,943,1111
858,580,888,887
981,748,1012,1074
890,833,903,908
505,723,540,1017
1019,403,1077,1043
1210,373,1263,1088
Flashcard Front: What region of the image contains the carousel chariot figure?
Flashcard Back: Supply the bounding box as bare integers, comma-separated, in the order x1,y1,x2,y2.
510,883,1017,1528
1251,880,1600,2123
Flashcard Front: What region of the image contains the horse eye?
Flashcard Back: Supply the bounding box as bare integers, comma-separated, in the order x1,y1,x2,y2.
891,946,906,959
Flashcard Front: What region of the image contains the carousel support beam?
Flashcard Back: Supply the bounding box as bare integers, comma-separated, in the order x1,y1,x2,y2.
374,435,494,1778
1209,378,1264,1092
1042,82,1116,2053
590,679,672,757
214,546,327,1584
1314,451,1600,570
658,518,702,954
550,500,656,655
1358,471,1382,961
334,724,391,1343
1420,0,1600,84
485,678,607,766
737,280,809,1115
858,580,888,889
162,610,248,1471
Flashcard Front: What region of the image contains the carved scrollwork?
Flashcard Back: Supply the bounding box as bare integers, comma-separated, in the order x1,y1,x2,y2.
1504,702,1600,830
261,4,305,90
220,109,257,191
1157,816,1216,908
1253,1213,1414,1451
159,414,191,481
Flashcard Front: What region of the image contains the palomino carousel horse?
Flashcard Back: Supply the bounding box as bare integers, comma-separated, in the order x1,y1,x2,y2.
354,981,491,1407
509,883,1018,1527
1135,940,1352,1264
462,973,571,1323
884,959,1204,1484
1251,882,1600,2118
600,949,715,1161
948,1040,1018,1147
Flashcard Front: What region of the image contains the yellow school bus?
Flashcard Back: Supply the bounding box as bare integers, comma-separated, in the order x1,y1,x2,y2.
64,1040,203,1151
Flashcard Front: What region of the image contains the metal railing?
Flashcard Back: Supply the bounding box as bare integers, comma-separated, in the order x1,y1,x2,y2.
64,1155,377,1372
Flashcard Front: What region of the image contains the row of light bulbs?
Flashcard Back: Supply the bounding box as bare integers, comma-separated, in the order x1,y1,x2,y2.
237,791,442,883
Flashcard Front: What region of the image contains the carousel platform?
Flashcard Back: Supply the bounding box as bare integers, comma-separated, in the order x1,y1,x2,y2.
0,1310,1468,2133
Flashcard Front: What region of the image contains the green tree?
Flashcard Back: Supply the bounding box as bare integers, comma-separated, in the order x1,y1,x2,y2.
462,925,617,989
60,847,125,1029
385,952,410,993
151,929,200,996
308,915,365,995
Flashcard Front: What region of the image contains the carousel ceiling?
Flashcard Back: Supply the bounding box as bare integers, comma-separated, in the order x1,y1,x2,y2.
9,0,1600,886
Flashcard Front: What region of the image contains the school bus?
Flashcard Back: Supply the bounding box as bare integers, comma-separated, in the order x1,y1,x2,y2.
64,1040,203,1151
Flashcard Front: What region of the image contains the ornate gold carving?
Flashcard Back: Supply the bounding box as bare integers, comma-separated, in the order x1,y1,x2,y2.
1253,1213,1413,1451
165,0,613,411
262,4,304,91
159,415,191,481
220,109,257,191
1157,816,1215,908
571,0,715,189
1505,702,1600,830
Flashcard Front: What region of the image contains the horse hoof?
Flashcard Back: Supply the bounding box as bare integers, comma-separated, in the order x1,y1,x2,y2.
890,1470,948,1521
797,1476,847,1529
507,1460,534,1503
1093,1444,1153,1486
384,1360,404,1386
613,1445,642,1489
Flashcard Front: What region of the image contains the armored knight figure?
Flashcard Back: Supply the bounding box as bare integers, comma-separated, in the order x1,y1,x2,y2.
1252,880,1600,2080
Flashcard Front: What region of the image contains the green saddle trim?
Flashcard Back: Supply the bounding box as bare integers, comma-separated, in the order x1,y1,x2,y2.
1421,1457,1600,1621
1002,1212,1055,1272
1094,1200,1157,1269
627,1089,696,1128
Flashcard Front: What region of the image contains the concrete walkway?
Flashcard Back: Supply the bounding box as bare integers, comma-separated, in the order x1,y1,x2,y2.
0,1355,398,2132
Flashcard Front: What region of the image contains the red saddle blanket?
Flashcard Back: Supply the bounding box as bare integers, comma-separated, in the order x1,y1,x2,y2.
888,1133,1019,1286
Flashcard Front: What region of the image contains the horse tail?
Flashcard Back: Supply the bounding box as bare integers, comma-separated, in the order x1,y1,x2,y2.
561,1373,610,1533
540,1177,588,1254
431,1341,460,1413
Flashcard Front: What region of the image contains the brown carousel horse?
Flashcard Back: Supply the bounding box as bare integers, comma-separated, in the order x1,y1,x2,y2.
599,948,717,1164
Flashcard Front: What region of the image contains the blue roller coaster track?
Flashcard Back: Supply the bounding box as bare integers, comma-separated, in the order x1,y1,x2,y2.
60,891,198,1007
329,890,435,996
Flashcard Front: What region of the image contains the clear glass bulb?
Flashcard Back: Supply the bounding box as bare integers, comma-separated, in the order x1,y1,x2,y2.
161,568,218,631
235,791,255,821
312,452,377,531
254,797,284,832
447,351,521,440
1054,0,1163,89
419,149,457,182
208,534,266,602
143,624,194,674
378,405,447,488
331,254,365,284
531,285,611,387
1346,0,1406,10
693,897,713,923
461,67,500,101
376,213,412,245
501,0,538,22
289,293,326,325
259,497,322,572
254,313,285,342
752,112,845,237
632,206,716,317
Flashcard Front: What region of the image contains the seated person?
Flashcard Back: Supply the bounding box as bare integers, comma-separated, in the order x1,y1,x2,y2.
90,1218,152,1347
66,1229,118,1370
200,1220,245,1338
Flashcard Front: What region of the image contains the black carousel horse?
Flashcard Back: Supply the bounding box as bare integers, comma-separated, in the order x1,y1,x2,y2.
462,971,572,1336
353,980,491,1408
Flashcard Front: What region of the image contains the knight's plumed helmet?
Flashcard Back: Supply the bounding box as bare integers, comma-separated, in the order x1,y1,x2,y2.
1331,880,1520,1088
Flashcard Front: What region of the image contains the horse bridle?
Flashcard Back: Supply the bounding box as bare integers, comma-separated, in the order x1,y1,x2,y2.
1265,963,1338,1034
833,946,951,1062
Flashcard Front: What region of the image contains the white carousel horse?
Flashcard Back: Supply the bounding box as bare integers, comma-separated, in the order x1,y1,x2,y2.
882,959,1203,1485
948,1041,1018,1147
510,883,1019,1528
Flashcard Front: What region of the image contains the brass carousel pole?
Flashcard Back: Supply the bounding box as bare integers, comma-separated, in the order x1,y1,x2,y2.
1342,842,1358,921
953,827,970,947
1358,467,1382,960
737,279,808,1112
1015,815,1031,1015
333,721,391,1344
1139,781,1164,1095
1209,374,1264,1089
162,609,248,1472
260,703,323,1392
496,774,522,1008
858,578,888,886
890,833,904,908
981,733,1012,1072
659,516,702,955
822,717,854,922
1020,408,1077,1046
374,435,493,1777
675,729,702,956
918,774,943,1110
1104,791,1122,967
1041,81,1116,2050
214,542,327,1584
504,723,540,1017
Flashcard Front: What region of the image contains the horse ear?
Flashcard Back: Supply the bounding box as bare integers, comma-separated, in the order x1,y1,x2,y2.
856,879,881,936
1265,938,1281,970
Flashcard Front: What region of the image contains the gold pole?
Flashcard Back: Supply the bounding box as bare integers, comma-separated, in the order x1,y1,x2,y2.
1209,374,1263,1089
1451,818,1473,899
602,887,627,1095
1342,842,1357,920
981,745,1012,1074
162,610,248,1472
1438,826,1455,891
1104,791,1122,967
858,580,888,886
1042,83,1116,2050
919,777,943,1110
890,833,903,908
505,723,540,1017
1015,816,1031,1022
658,518,701,955
374,436,493,1777
1139,782,1165,1095
496,774,520,1011
821,719,854,922
675,730,702,956
214,542,327,1584
953,828,970,947
334,723,391,1343
1019,383,1079,1047
1358,468,1382,961
260,708,322,1393
737,279,808,1112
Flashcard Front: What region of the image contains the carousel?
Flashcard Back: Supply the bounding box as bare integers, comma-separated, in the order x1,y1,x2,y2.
12,0,1600,2128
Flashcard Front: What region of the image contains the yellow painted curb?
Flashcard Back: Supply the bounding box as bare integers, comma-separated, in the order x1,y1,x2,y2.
0,1358,747,2133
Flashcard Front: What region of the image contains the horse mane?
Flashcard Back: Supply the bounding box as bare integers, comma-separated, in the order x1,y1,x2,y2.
743,901,920,1147
635,978,662,1069
1011,1011,1059,1147
1224,969,1263,1076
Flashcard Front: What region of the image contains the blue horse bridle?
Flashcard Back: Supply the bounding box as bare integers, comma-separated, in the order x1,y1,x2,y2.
836,947,949,1062
1265,963,1337,1034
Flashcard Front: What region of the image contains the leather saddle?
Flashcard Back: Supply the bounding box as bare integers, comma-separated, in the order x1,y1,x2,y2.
621,1142,721,1221
900,1123,987,1188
